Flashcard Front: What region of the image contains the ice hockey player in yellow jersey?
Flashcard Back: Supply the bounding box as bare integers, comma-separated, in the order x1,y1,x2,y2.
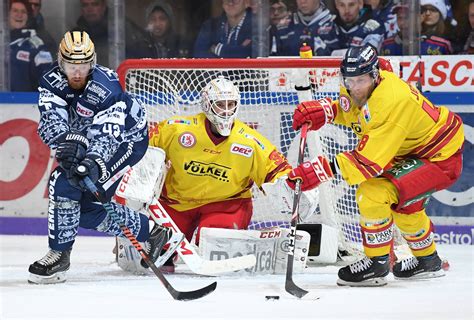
289,44,464,286
149,77,299,272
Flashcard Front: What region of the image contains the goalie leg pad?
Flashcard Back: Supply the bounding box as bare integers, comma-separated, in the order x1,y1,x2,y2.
116,236,148,274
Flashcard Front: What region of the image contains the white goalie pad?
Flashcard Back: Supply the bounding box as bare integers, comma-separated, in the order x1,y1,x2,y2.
116,146,167,203
116,236,148,275
199,227,310,275
260,177,320,223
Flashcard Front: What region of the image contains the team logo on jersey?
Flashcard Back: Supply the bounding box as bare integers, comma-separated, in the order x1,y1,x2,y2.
184,160,230,182
178,132,196,148
339,95,351,112
167,119,191,125
16,50,30,62
243,133,265,150
351,120,362,133
362,103,371,123
230,143,253,158
76,102,94,117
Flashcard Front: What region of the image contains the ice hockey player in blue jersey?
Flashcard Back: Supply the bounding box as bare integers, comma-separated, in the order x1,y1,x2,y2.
28,31,173,284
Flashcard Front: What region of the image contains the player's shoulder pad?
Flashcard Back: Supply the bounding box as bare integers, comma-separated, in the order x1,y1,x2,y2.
40,64,69,92
83,66,122,105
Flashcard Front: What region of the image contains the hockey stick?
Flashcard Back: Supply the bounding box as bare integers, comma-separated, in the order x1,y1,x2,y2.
147,197,257,275
79,173,217,301
285,123,309,299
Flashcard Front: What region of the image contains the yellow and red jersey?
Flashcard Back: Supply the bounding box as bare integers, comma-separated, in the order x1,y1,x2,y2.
333,70,464,185
149,113,291,211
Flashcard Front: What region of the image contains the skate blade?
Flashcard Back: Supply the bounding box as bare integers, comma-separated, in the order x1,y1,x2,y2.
28,271,68,284
337,277,388,287
395,269,445,280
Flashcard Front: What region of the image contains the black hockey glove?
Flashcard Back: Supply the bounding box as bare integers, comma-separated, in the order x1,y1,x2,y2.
55,131,89,171
68,156,108,190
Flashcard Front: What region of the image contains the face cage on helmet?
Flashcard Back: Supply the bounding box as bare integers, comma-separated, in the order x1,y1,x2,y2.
202,96,239,136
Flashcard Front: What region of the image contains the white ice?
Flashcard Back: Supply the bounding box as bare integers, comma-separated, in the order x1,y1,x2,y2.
1,235,473,320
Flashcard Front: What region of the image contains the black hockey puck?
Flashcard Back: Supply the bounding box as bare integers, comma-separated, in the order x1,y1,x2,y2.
265,295,280,300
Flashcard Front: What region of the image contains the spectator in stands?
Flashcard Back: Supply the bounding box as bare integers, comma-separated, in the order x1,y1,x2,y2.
332,0,385,55
74,0,148,67
269,0,292,55
130,1,190,58
380,4,408,56
193,0,253,58
461,0,474,54
27,0,56,57
9,0,53,91
420,0,453,54
272,0,338,56
364,0,397,38
382,1,454,55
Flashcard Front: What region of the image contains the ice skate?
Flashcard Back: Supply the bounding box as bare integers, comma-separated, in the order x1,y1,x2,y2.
393,251,445,280
28,249,72,284
337,255,390,287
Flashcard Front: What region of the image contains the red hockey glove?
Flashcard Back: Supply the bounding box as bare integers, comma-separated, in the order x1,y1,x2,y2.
292,98,337,131
286,156,334,191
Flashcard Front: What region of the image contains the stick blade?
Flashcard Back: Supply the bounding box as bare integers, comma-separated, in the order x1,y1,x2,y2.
172,281,217,301
285,280,308,299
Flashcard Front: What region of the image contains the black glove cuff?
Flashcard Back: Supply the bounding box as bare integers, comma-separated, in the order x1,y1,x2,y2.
85,155,108,181
58,131,89,148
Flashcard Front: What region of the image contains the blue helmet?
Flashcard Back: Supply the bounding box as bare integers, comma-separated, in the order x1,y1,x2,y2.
340,45,379,80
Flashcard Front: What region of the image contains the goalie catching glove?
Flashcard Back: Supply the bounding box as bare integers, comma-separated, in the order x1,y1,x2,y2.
287,156,334,191
292,98,337,131
55,131,89,170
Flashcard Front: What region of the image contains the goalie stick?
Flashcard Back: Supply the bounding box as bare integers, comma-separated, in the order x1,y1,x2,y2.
80,173,217,301
285,123,310,299
147,197,257,275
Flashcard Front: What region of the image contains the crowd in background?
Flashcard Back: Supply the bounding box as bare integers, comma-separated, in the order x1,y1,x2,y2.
7,0,474,91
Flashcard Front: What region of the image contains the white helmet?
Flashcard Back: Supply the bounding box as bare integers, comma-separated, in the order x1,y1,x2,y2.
201,77,240,136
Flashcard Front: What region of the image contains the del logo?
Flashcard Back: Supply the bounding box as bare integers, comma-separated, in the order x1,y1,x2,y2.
230,143,253,157
184,160,230,182
76,103,94,117
16,50,30,62
339,95,351,112
178,132,196,148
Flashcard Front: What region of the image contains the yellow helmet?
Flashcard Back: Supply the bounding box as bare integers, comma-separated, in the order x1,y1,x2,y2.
58,31,96,71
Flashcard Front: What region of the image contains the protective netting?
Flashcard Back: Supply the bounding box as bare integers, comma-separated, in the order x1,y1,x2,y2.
119,59,363,256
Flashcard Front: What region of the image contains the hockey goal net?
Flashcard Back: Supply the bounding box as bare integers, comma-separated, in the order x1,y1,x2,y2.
117,58,364,257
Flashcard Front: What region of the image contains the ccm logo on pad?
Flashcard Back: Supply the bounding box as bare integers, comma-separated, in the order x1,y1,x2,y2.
230,143,253,157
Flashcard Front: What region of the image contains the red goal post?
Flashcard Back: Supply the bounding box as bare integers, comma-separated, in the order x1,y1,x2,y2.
116,57,392,258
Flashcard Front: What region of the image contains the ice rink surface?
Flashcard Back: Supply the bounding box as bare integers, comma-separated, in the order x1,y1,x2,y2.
0,235,472,320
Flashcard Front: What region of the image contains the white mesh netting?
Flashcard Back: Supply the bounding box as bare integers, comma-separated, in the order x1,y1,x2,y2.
118,58,363,256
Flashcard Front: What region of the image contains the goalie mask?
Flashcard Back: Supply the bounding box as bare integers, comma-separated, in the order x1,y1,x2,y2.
201,77,240,136
58,31,96,78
